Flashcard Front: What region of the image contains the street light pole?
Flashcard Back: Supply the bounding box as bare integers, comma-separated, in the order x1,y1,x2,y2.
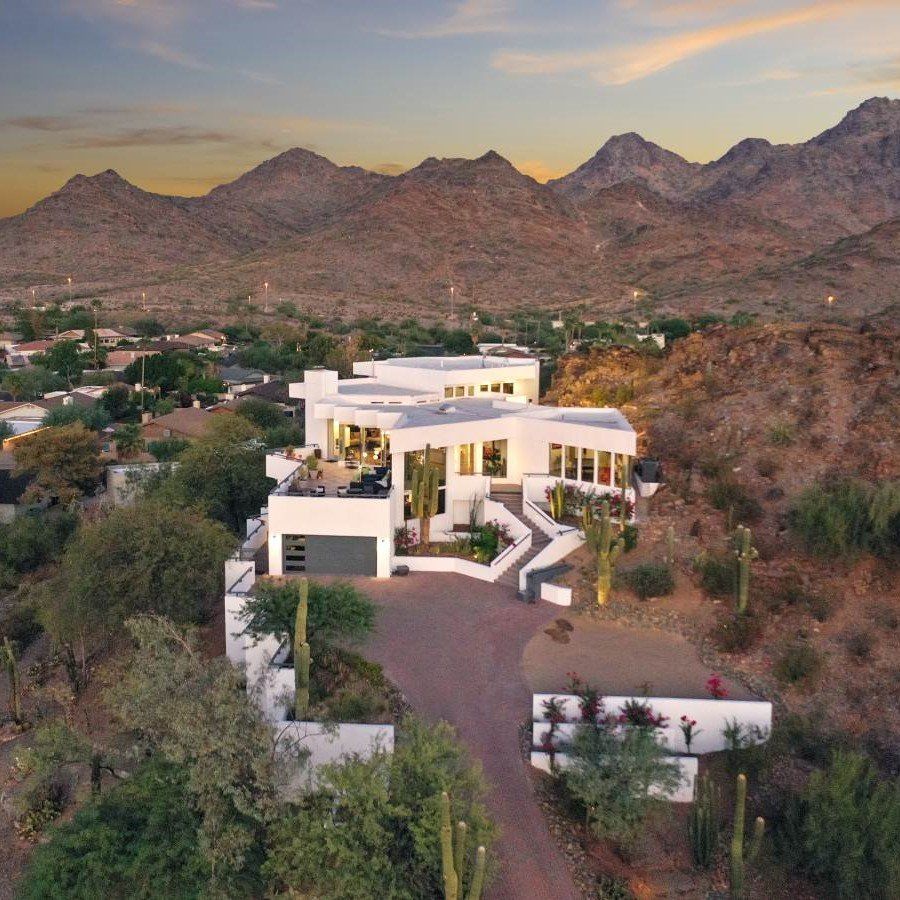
67,276,72,303
141,291,146,313
449,285,455,320
264,282,269,314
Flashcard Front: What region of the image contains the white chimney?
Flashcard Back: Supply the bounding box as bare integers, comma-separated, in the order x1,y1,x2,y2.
62,395,74,406
141,411,153,425
263,374,271,384
192,399,201,409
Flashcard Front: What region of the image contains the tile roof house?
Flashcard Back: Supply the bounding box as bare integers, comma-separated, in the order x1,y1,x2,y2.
106,349,160,371
140,406,222,442
218,366,266,397
11,339,55,358
94,328,138,347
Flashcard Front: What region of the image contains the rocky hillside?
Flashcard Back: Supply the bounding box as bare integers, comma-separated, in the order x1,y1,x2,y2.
0,99,898,322
546,322,900,764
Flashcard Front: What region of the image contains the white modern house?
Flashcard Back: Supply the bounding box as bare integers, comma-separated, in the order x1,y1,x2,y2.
254,355,635,587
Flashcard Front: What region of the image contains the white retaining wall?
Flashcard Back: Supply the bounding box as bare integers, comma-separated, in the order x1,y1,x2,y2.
519,528,584,592
532,694,772,756
277,722,395,793
529,751,698,803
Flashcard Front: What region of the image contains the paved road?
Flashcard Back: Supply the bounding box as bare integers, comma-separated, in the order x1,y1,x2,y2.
357,573,582,900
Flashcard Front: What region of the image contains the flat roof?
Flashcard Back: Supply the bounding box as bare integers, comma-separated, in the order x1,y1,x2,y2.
336,382,434,398
373,355,536,372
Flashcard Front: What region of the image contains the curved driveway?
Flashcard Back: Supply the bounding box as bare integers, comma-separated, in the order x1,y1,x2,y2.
357,573,581,900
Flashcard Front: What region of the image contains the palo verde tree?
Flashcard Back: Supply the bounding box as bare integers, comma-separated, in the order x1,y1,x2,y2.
14,422,102,504
30,499,233,692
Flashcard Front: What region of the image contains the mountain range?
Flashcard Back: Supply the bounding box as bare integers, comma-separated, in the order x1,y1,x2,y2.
1,97,898,322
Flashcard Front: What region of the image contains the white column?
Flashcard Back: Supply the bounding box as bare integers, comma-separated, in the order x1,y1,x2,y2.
268,532,283,577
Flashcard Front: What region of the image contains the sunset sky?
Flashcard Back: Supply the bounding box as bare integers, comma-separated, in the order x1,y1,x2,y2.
1,0,899,216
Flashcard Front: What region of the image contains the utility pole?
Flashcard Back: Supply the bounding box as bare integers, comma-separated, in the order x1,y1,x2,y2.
449,284,455,321
141,291,147,313
67,276,72,303
264,282,269,314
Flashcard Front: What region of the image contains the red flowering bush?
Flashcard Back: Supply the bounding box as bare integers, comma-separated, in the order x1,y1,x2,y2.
706,674,728,699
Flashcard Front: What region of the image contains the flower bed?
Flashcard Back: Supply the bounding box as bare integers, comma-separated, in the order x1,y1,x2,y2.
543,483,635,523
394,520,514,564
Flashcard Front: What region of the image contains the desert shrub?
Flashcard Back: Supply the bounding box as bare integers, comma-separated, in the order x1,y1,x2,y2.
774,640,822,684
0,600,42,650
621,523,639,552
844,630,875,662
694,551,734,597
623,563,674,600
755,454,779,478
597,874,634,899
869,603,899,631
712,611,761,653
0,511,78,574
17,758,208,900
264,719,495,899
706,478,762,523
779,752,900,898
790,479,900,558
807,594,832,622
564,720,683,845
768,420,796,447
321,685,388,723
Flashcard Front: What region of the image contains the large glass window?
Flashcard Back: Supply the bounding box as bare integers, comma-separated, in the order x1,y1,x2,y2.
502,382,514,395
548,443,562,478
615,453,632,489
459,443,476,475
482,440,507,478
564,445,578,480
597,450,612,486
581,448,595,482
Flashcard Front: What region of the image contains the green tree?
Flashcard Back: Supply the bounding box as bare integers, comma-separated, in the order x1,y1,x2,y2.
564,718,683,845
108,616,274,894
99,383,134,420
31,500,232,689
2,366,65,401
265,718,494,899
236,398,286,431
37,341,84,387
147,437,190,461
43,403,111,431
17,757,209,900
158,419,271,532
13,422,102,504
782,751,900,898
113,422,143,458
241,579,375,652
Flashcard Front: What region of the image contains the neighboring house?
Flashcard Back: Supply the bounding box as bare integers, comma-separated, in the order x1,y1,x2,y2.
140,406,222,442
254,354,636,579
0,389,100,436
105,461,173,506
181,330,228,351
106,348,160,371
219,365,265,397
11,339,55,361
0,332,22,352
143,339,196,353
55,329,86,341
94,328,138,348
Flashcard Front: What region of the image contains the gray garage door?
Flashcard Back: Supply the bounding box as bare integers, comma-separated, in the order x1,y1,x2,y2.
283,534,377,576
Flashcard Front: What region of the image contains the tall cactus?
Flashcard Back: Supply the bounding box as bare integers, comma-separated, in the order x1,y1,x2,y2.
2,635,24,727
734,526,758,614
549,481,566,521
293,577,311,720
441,791,487,900
410,444,440,545
585,499,624,606
689,773,719,869
730,773,765,900
581,500,594,533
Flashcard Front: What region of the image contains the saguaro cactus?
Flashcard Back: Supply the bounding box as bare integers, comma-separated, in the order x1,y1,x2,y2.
293,577,311,720
689,774,719,869
410,444,440,545
734,526,758,614
549,481,566,521
2,636,24,726
730,773,765,900
585,499,624,606
581,500,594,532
441,791,487,900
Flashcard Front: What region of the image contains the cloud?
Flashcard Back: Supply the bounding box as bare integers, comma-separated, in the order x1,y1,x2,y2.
232,0,278,8
64,126,271,149
136,39,213,71
380,0,515,39
3,116,84,132
493,3,857,84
